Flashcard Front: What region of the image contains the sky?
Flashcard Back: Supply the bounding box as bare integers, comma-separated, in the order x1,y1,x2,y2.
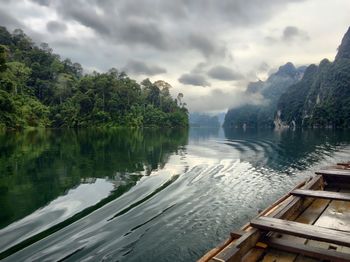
0,0,349,113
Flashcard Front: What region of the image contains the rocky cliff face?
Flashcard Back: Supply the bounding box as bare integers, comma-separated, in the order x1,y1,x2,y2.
275,27,350,129
224,62,305,128
335,27,350,60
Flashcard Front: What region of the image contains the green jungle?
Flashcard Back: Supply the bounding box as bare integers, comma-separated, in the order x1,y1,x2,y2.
0,27,188,130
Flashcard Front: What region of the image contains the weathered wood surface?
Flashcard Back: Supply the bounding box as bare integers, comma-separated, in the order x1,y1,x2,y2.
291,189,350,202
304,188,350,258
261,197,331,262
201,179,312,262
200,165,350,262
316,170,350,181
337,162,350,167
251,216,350,248
268,175,324,220
214,229,261,262
266,238,350,262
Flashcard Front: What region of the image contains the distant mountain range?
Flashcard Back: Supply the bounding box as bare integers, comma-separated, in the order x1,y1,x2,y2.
224,26,350,129
189,112,221,127
224,62,306,128
275,26,350,128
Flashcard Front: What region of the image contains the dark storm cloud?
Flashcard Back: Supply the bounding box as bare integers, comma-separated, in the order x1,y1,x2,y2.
207,66,243,81
46,21,67,33
178,73,210,87
124,60,167,76
282,26,309,42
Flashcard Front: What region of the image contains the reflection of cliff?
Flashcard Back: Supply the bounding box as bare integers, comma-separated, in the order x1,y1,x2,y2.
0,128,188,229
189,127,220,141
223,127,350,171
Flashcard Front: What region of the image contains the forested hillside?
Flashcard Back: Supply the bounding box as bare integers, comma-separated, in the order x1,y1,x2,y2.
189,113,220,127
224,62,305,128
0,27,188,129
276,27,350,128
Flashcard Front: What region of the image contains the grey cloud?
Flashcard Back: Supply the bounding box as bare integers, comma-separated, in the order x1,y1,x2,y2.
27,0,305,54
0,9,47,43
264,36,278,45
52,39,79,48
282,26,309,42
0,9,23,29
207,65,243,81
119,20,169,50
191,62,208,74
258,62,270,72
124,60,167,76
117,0,188,20
31,0,51,6
178,73,210,87
46,21,67,33
188,34,217,57
57,2,110,35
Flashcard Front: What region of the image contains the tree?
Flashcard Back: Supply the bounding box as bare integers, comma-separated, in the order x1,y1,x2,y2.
0,26,189,129
54,73,75,104
5,62,32,94
0,45,7,72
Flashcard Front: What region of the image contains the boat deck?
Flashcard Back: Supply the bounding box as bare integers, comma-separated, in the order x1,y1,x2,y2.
199,163,350,262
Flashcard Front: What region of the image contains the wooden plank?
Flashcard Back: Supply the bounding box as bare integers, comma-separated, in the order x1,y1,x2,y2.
201,175,324,262
240,179,308,230
337,162,350,167
207,178,317,262
291,189,350,202
241,247,265,262
313,189,350,233
295,187,350,262
268,175,324,220
251,217,350,248
266,238,350,262
261,197,332,262
230,230,246,239
218,176,323,262
214,229,261,262
198,237,234,262
316,170,350,181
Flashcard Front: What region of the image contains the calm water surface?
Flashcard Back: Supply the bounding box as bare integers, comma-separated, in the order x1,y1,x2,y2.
1,128,350,261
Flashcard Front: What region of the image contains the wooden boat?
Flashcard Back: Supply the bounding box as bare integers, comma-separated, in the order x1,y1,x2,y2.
199,163,350,262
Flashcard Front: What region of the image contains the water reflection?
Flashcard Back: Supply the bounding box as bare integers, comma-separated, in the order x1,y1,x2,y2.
1,128,350,262
0,128,188,253
223,128,350,172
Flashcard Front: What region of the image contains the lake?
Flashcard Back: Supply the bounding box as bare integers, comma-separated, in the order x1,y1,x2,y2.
1,128,350,261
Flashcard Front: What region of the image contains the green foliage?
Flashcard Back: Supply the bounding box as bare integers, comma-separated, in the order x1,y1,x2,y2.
0,45,7,72
0,128,188,228
277,58,350,128
0,26,188,129
224,62,304,129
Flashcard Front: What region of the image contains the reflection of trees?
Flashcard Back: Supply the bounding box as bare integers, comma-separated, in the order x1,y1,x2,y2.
0,128,188,229
223,127,350,171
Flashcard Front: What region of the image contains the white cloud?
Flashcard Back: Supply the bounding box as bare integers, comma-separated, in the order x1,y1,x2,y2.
0,0,349,113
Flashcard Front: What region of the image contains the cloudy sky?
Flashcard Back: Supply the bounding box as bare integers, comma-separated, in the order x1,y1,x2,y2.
0,0,349,113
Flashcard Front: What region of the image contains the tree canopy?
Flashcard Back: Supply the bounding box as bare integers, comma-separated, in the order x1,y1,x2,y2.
0,27,188,130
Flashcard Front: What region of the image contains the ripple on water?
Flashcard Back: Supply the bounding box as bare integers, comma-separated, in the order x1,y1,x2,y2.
3,129,350,262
